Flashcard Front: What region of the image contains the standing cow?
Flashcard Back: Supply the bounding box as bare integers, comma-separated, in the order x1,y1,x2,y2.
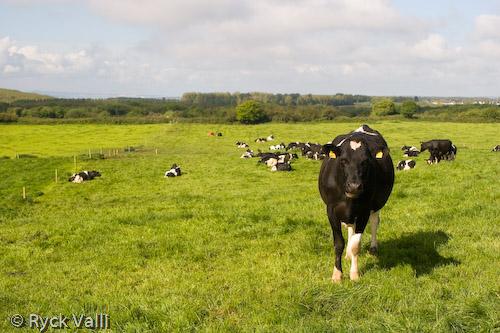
420,139,456,163
318,125,394,282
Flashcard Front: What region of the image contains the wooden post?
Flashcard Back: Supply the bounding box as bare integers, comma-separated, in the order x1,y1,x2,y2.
55,169,58,183
89,148,92,159
23,187,26,200
100,147,103,154
74,155,77,172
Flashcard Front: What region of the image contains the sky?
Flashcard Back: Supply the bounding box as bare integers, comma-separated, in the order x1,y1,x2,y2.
1,0,500,98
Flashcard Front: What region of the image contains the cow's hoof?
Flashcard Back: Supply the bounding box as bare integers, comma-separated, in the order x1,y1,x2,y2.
369,246,378,255
350,271,359,281
332,268,342,283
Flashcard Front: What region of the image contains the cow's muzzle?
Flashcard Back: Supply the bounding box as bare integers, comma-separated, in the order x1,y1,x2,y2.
345,182,363,198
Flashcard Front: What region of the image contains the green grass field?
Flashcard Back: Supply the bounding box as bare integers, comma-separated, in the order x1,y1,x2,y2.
1,121,500,332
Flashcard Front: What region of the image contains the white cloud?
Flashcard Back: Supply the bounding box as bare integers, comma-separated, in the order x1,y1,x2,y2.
4,65,20,73
473,14,500,41
410,34,458,61
3,0,500,96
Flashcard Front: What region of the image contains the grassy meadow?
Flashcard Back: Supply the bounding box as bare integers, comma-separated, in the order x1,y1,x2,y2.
1,121,500,332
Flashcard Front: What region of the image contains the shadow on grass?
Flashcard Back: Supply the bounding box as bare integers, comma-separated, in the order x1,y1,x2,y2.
365,230,460,277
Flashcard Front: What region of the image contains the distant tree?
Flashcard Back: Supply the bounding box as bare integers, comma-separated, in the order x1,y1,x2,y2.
400,100,420,118
236,101,268,124
371,100,397,116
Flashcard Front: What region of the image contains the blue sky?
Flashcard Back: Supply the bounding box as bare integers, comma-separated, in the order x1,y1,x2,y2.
1,0,500,98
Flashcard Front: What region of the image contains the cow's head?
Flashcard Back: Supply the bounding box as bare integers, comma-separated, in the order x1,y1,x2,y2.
420,141,429,152
89,171,101,178
322,139,389,199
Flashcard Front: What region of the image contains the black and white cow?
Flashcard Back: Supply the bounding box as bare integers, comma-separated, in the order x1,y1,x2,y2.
236,142,249,148
286,142,307,151
257,152,279,164
69,170,101,183
164,164,181,177
271,162,291,171
318,125,394,282
240,149,254,158
255,138,267,143
420,139,456,164
401,145,420,157
267,135,275,141
493,145,500,152
396,159,416,171
270,143,286,150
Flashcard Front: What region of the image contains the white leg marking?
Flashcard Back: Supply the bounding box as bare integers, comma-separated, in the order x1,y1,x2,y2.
332,266,342,283
349,233,363,280
345,224,355,260
369,210,380,255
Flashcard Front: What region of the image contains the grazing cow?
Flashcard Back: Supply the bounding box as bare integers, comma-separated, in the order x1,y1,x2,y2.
396,159,416,171
420,139,455,163
271,162,291,171
240,149,254,158
69,170,101,183
165,164,181,177
255,138,267,143
318,125,394,282
493,145,500,152
267,135,275,141
207,132,215,136
217,132,223,136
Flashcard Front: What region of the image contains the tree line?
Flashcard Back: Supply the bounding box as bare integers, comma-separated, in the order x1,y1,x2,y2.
0,92,499,123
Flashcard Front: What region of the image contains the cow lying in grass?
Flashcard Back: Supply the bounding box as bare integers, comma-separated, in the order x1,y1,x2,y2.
165,164,181,177
69,170,101,183
397,159,416,170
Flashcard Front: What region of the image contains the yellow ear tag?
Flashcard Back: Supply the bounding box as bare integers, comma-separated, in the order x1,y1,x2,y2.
376,151,383,159
329,151,336,159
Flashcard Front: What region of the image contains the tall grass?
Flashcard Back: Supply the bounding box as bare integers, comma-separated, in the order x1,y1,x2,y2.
1,121,499,331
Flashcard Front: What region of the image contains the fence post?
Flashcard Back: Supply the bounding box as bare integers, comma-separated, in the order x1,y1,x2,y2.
74,155,77,172
55,169,58,184
23,187,26,200
89,148,92,159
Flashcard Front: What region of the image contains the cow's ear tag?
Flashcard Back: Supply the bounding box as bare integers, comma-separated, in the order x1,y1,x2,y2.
329,151,336,159
376,151,383,159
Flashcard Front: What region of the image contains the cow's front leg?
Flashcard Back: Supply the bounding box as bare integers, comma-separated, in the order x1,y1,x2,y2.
345,223,355,260
348,233,363,280
328,207,344,283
